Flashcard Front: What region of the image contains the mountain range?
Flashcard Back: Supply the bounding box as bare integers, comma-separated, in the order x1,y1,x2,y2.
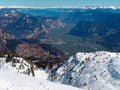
0,9,66,68
0,7,120,90
0,5,120,9
0,9,64,39
1,7,120,60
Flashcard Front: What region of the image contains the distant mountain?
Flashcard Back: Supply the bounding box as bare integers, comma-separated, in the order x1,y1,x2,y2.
19,8,120,23
0,9,64,39
15,8,120,53
0,5,120,9
0,38,67,68
1,8,120,62
69,11,120,52
0,9,66,68
70,21,111,38
49,51,120,90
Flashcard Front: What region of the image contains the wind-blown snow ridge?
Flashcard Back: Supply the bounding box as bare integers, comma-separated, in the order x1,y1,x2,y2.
49,51,120,90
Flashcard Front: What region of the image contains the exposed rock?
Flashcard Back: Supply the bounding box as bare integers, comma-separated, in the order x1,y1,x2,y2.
0,29,14,53
0,29,14,40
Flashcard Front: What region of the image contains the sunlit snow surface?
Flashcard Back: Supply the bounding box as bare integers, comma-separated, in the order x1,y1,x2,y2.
0,57,80,90
49,51,120,90
1,51,120,90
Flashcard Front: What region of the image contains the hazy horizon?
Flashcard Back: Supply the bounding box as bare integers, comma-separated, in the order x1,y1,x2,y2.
0,0,120,7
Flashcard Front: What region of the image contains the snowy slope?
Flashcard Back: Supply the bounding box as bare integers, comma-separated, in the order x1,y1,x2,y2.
0,57,34,76
0,57,80,90
0,69,81,90
49,51,120,90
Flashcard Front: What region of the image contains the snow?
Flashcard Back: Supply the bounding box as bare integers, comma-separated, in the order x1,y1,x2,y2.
49,51,120,90
1,51,120,90
0,57,80,90
0,57,33,75
34,68,48,79
0,69,80,90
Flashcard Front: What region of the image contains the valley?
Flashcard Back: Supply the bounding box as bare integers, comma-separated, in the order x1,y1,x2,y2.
1,8,120,56
49,23,105,56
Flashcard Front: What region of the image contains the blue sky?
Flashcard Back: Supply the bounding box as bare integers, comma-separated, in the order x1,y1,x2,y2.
0,0,120,7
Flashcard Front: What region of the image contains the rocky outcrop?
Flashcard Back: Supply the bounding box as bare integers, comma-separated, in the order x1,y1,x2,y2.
0,29,14,40
15,43,46,58
0,29,14,53
15,42,67,68
0,56,36,76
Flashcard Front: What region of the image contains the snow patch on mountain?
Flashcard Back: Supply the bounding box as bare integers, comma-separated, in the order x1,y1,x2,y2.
49,51,120,90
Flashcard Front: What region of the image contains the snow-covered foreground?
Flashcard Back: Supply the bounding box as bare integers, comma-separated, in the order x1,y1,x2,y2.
49,51,120,90
1,51,120,90
0,70,80,90
0,57,80,90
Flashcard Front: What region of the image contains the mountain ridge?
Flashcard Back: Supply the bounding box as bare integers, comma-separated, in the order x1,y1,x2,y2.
49,51,120,90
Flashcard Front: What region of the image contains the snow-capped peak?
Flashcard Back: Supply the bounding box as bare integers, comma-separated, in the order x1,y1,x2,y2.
81,6,118,9
49,51,120,90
